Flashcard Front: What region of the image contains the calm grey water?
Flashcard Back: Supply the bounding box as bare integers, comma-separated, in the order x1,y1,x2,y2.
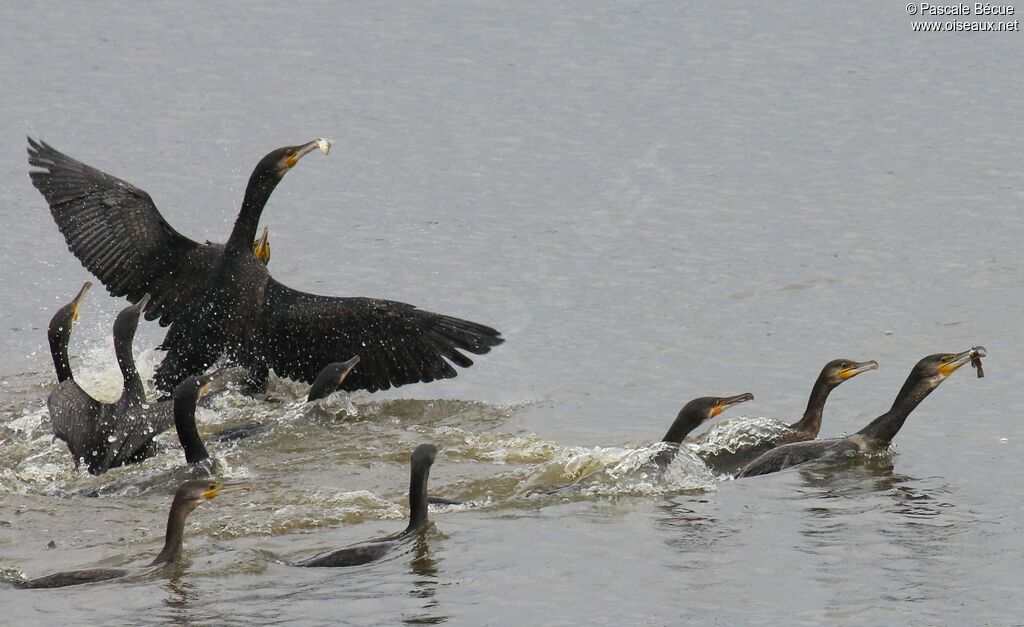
1,2,1022,624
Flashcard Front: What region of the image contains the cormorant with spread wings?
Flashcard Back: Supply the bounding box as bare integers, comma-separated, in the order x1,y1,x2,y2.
28,138,503,394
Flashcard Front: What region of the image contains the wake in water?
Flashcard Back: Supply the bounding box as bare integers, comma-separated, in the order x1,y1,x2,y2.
692,416,794,457
2,341,818,535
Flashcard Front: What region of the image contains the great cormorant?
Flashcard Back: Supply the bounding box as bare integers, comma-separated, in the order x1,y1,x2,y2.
654,393,753,469
738,347,985,477
48,281,91,383
28,138,502,394
16,480,248,588
696,359,877,474
48,295,176,474
662,393,755,444
295,443,438,567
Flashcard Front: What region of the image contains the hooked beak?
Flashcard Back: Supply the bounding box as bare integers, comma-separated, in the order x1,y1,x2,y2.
197,374,216,400
839,360,879,380
339,355,360,383
204,481,252,500
252,226,271,263
71,281,92,321
286,138,332,169
939,346,986,378
133,293,151,313
712,392,754,417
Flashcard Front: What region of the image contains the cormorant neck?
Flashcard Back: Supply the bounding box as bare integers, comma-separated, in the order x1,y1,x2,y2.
114,331,145,404
175,395,209,465
661,409,706,444
856,370,940,445
790,371,837,435
226,171,280,255
405,463,432,534
49,317,73,383
150,496,195,566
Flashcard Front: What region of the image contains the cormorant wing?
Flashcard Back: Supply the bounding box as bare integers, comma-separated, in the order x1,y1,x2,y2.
102,406,174,472
27,138,221,326
49,382,172,475
48,381,103,469
260,279,503,392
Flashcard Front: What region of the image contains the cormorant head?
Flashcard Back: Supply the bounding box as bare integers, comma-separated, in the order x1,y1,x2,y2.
256,138,332,181
328,355,360,386
252,226,271,264
914,347,987,383
821,358,879,385
664,393,753,443
49,281,91,339
690,393,755,421
173,373,216,409
307,355,360,402
411,443,439,470
174,479,251,513
112,294,150,343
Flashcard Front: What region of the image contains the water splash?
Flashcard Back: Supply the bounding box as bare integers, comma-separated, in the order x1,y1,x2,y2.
692,415,793,456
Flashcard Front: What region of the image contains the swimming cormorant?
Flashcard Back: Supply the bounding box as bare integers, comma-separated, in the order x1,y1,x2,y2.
655,393,753,470
696,359,877,474
28,138,503,394
16,479,248,588
737,347,985,478
295,443,438,568
48,281,91,383
48,295,175,474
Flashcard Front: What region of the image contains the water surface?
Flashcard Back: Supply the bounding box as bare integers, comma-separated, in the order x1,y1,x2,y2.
1,2,1022,624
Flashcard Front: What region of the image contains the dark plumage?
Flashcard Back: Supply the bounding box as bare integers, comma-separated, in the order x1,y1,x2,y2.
28,138,503,394
172,374,215,465
697,359,877,474
16,480,247,588
295,444,438,568
738,347,986,478
48,295,175,475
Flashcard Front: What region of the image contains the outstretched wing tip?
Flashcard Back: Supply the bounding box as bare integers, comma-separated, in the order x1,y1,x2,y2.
262,281,505,392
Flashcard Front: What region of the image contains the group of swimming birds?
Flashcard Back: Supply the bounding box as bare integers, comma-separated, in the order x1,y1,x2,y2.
11,137,986,588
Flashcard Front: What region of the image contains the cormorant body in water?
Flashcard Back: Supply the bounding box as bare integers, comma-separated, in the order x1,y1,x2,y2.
16,480,247,588
696,359,877,474
28,138,503,394
48,295,175,475
48,281,91,383
738,347,985,478
295,443,438,567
